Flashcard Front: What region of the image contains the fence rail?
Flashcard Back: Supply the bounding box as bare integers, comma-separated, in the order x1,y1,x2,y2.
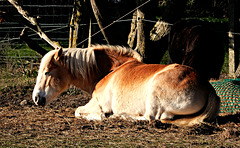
0,0,74,43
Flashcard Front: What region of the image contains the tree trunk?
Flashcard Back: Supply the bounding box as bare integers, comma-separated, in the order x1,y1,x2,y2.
228,0,239,78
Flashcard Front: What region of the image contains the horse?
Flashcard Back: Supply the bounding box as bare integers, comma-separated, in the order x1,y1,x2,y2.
168,19,225,80
32,45,220,126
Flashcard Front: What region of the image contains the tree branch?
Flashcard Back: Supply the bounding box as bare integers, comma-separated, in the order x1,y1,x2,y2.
20,28,48,56
7,0,61,49
90,0,109,44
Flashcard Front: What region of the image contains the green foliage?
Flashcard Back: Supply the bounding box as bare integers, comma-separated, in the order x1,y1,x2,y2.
0,43,42,87
187,0,195,6
23,69,38,78
160,51,169,64
198,17,228,23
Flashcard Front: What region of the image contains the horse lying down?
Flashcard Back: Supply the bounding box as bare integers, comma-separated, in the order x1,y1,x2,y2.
32,45,220,126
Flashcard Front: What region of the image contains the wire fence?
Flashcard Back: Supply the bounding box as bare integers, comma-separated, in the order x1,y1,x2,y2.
0,1,73,74
0,0,73,44
1,0,239,75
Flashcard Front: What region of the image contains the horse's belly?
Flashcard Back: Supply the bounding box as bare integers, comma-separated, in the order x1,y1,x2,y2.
94,75,148,115
111,86,148,116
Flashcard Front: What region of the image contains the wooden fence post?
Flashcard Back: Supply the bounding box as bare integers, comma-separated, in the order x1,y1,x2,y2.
228,0,239,78
228,32,236,77
135,9,145,57
88,18,92,47
127,9,145,57
128,11,137,49
69,0,91,48
69,0,80,48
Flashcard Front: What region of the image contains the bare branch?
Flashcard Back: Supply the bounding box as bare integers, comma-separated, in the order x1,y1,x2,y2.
0,11,37,32
8,0,37,26
20,28,48,56
7,0,61,49
90,0,109,44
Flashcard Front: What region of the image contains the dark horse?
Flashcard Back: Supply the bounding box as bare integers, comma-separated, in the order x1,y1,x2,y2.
168,19,225,80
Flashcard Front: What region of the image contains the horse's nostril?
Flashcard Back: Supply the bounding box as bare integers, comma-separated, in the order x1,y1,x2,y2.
35,96,46,106
39,97,46,106
34,96,39,103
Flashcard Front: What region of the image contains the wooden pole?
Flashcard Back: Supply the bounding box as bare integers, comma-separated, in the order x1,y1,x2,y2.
228,31,235,77
69,0,79,48
88,18,92,47
127,11,137,48
135,9,145,57
127,9,145,57
228,0,239,78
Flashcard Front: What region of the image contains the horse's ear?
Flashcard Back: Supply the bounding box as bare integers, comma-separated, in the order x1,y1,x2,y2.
54,47,63,61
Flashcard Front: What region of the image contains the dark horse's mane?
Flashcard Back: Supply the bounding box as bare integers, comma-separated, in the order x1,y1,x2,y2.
168,19,225,80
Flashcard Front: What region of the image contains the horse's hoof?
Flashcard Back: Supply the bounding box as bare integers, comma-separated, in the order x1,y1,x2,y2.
160,112,174,121
75,111,81,118
75,107,82,118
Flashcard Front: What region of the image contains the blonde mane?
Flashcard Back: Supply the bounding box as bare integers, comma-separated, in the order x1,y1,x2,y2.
62,45,142,79
90,45,143,62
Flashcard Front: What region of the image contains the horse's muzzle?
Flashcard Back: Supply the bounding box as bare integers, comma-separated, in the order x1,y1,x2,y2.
34,96,46,106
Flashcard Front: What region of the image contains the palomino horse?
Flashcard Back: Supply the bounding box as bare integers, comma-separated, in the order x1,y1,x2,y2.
32,45,220,126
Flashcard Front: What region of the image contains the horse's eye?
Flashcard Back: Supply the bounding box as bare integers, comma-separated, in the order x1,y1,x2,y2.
45,71,50,76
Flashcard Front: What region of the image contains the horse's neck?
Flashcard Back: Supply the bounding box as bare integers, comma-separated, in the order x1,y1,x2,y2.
71,69,99,94
72,50,137,94
95,49,137,74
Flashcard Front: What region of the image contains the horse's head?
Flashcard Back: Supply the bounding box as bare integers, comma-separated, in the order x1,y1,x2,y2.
32,48,72,106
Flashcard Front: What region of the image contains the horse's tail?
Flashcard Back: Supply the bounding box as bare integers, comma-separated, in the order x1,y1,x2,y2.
164,88,220,127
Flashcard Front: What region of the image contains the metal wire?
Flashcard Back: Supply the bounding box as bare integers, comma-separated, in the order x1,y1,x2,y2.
76,0,152,46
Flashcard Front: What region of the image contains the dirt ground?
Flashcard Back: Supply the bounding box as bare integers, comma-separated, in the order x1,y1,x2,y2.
0,84,239,147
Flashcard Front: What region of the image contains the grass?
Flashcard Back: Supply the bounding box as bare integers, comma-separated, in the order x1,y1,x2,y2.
1,128,238,147
2,43,51,57
0,42,53,88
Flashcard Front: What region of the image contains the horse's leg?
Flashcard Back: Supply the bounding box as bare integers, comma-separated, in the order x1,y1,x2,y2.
143,94,163,121
143,85,179,122
75,97,105,120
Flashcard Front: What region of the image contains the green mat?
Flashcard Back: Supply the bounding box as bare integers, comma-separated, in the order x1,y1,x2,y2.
210,78,240,113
